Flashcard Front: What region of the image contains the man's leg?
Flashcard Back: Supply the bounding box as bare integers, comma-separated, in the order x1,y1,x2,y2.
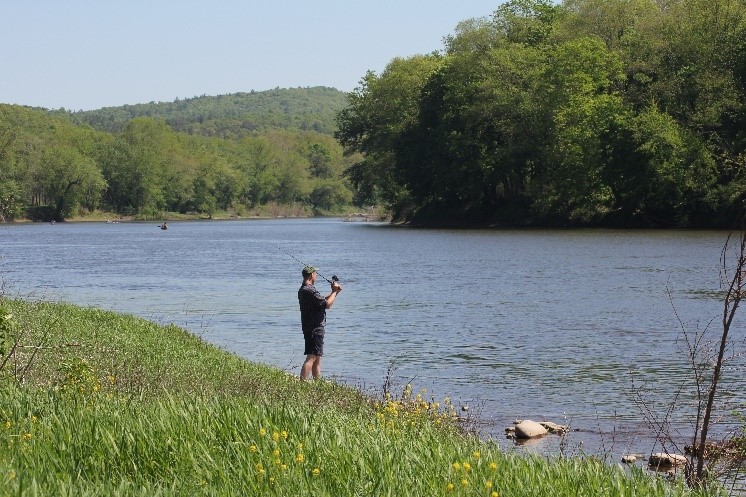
311,356,322,379
301,354,316,380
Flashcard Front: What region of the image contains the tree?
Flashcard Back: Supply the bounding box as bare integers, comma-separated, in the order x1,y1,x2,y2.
101,118,173,215
309,179,352,214
686,226,746,488
39,145,106,221
0,180,22,222
336,55,442,217
492,0,563,46
557,0,661,49
0,124,23,221
534,37,627,223
636,223,746,490
307,143,333,179
400,41,550,224
602,106,719,226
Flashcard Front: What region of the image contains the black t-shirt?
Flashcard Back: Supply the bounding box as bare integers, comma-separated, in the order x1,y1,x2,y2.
298,283,327,334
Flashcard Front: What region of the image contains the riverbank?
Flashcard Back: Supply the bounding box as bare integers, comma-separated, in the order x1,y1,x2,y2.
7,204,389,224
0,299,709,496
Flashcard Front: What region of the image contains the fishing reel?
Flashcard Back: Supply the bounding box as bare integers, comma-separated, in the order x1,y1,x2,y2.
328,274,341,289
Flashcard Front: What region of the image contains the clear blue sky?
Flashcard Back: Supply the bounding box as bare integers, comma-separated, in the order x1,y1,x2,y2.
1,1,498,111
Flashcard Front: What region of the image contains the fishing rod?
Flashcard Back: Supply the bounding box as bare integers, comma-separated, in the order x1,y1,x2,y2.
278,247,339,284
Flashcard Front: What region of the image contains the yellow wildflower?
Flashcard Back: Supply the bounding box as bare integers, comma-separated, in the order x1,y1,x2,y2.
452,462,461,471
295,453,305,463
472,451,481,460
489,462,497,470
259,428,267,437
312,467,320,476
446,483,455,491
249,444,258,453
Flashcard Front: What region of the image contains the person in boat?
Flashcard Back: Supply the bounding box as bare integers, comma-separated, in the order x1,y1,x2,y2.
297,265,342,380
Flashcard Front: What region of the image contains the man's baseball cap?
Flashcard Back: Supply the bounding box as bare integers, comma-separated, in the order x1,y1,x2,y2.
302,266,317,276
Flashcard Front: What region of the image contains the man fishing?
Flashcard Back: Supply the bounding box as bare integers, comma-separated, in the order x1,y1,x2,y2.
298,265,342,380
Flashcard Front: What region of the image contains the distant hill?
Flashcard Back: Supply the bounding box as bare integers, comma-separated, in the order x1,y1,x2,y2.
53,86,349,139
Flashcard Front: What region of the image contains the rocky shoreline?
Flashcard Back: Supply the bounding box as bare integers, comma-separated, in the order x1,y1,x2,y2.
504,419,692,473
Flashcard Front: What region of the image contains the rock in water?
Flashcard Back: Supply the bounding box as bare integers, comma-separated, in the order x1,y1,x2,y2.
539,421,569,434
514,420,548,439
648,453,688,468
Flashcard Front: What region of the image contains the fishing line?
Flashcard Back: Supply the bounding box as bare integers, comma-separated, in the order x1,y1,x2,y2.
278,246,339,284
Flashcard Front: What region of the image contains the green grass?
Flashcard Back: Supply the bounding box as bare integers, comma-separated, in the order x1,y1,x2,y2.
0,299,717,496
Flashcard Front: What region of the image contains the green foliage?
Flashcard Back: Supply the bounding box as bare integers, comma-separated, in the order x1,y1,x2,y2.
0,105,110,221
54,86,348,137
0,180,23,222
335,55,442,217
493,0,563,46
336,0,746,227
0,86,358,221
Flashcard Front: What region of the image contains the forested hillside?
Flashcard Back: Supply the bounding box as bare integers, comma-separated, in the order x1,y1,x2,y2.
0,87,357,222
54,86,348,137
337,0,746,227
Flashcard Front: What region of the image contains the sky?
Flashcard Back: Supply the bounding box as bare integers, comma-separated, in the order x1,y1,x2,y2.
1,1,498,111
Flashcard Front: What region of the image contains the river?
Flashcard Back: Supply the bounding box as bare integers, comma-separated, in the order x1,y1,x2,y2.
1,218,744,464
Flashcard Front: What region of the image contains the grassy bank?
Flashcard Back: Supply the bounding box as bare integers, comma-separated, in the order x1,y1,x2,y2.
0,299,712,496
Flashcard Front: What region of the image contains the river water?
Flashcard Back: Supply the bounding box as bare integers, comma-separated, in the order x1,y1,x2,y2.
1,218,744,463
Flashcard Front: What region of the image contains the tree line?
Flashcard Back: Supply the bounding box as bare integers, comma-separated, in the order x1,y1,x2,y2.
336,0,746,227
0,88,356,222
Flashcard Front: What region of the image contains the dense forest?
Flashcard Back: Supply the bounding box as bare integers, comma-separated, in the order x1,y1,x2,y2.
0,88,357,222
54,87,348,137
337,0,746,227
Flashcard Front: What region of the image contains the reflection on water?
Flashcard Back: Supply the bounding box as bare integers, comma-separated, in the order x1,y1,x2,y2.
1,219,744,465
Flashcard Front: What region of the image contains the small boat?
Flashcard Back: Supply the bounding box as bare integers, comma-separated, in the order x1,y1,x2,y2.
159,222,168,230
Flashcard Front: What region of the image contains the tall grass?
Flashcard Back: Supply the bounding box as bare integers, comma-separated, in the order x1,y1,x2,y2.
0,300,716,496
